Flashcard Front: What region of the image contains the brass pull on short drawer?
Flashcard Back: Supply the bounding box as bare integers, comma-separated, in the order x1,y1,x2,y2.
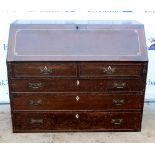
113,99,125,106
111,119,123,125
29,99,42,106
113,82,126,89
29,83,42,89
103,66,115,75
30,119,43,125
40,66,52,75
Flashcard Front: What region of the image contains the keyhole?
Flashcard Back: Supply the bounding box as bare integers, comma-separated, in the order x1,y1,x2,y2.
76,80,80,86
76,114,79,119
76,96,79,101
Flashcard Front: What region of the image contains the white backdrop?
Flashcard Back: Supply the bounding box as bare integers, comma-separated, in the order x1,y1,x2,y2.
0,0,155,103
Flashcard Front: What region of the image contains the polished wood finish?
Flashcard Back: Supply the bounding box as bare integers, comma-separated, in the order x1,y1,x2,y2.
13,111,142,132
7,20,148,62
79,62,142,77
12,62,77,77
10,78,145,92
7,20,148,132
11,62,143,78
11,93,144,110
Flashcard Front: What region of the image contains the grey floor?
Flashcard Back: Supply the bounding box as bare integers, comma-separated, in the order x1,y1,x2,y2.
0,102,155,143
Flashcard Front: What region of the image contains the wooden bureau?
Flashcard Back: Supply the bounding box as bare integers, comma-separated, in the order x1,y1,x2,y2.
7,20,148,132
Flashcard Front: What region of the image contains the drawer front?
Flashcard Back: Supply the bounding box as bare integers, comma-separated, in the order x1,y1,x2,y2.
80,62,142,77
12,62,77,77
10,79,145,92
13,111,142,132
11,93,144,110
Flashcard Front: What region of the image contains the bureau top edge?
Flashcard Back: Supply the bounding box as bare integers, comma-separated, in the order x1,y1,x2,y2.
12,20,143,26
6,59,149,62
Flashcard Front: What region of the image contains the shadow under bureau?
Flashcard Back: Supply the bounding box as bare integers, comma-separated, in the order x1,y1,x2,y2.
7,20,148,132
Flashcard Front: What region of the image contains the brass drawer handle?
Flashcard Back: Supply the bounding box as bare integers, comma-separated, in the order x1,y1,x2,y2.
103,66,116,75
40,66,52,75
29,99,42,106
29,83,42,89
30,119,43,125
111,119,123,125
113,82,126,89
113,99,125,106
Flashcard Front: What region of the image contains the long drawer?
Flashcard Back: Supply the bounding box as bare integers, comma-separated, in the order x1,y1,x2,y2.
13,111,142,132
10,79,145,92
11,93,144,110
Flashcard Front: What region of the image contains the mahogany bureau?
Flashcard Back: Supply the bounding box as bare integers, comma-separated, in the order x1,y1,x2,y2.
7,20,148,132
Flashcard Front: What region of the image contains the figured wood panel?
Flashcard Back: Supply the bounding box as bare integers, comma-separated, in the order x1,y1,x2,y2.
12,62,77,77
10,79,145,92
13,111,142,132
7,20,148,61
79,62,142,77
11,93,144,110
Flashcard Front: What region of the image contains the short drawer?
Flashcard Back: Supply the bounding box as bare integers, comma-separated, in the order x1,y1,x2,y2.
13,111,142,132
79,62,142,77
11,93,144,110
11,62,77,77
10,79,146,92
